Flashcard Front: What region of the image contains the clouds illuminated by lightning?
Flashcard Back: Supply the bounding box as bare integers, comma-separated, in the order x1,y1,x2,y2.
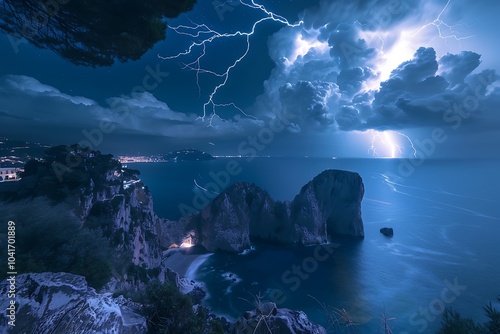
287,32,329,65
156,0,485,158
362,0,475,90
158,0,303,126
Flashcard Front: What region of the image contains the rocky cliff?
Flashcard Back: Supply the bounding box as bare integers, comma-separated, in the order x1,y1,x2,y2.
0,273,326,334
234,302,327,334
292,169,365,240
0,273,147,334
3,145,189,287
186,169,365,253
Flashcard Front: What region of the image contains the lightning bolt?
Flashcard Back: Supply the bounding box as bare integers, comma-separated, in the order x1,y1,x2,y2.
369,131,399,158
369,130,417,158
410,0,474,47
158,1,303,126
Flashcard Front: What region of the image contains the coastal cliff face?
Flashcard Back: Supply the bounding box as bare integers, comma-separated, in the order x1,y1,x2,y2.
6,145,186,283
189,169,365,253
194,183,272,253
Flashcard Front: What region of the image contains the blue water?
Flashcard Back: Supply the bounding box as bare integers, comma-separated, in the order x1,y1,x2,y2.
137,158,500,333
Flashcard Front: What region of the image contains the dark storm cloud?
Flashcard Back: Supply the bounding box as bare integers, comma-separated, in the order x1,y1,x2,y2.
340,47,499,131
0,75,263,145
301,0,419,31
439,51,481,86
373,47,444,107
255,0,500,140
278,81,339,131
337,66,374,96
336,105,363,131
322,23,378,70
256,0,423,130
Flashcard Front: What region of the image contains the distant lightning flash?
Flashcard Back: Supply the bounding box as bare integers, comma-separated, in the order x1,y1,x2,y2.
369,131,399,158
158,0,303,126
366,1,472,159
395,131,417,158
369,130,417,158
410,0,474,47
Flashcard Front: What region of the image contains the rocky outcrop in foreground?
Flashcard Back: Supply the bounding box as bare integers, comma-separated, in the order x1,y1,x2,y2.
0,273,147,334
0,273,326,334
186,169,365,252
234,302,326,334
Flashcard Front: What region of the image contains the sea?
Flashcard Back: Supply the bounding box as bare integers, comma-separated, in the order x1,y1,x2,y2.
135,157,500,333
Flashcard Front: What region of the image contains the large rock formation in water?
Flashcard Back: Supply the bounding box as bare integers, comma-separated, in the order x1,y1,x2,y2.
186,169,365,253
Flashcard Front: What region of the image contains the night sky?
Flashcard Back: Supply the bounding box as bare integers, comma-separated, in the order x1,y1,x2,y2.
1,0,499,158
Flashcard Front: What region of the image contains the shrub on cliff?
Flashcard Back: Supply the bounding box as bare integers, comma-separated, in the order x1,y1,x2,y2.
16,144,121,202
140,280,207,333
438,298,500,334
0,198,112,288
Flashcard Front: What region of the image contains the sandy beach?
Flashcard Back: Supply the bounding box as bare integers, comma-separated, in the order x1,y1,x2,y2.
163,247,212,278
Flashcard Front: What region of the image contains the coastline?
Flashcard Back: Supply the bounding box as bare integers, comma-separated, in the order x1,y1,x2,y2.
163,248,212,279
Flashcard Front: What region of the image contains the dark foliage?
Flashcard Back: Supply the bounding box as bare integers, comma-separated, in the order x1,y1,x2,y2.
140,280,207,334
0,198,112,288
15,144,121,202
0,0,197,66
438,300,500,334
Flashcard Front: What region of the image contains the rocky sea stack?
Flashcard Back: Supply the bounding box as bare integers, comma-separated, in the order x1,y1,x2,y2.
185,169,365,253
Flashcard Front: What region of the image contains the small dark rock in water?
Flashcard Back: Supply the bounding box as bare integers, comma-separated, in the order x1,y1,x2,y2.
380,227,394,237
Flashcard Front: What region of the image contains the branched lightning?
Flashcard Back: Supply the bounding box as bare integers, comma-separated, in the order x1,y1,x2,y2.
394,131,417,158
369,131,417,158
410,0,474,47
366,1,472,159
369,131,400,158
158,0,303,126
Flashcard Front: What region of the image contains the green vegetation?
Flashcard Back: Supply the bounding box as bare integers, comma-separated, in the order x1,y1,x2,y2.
0,198,112,288
437,299,500,334
140,280,207,334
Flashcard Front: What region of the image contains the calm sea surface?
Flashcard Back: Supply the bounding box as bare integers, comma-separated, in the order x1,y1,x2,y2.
136,158,500,333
